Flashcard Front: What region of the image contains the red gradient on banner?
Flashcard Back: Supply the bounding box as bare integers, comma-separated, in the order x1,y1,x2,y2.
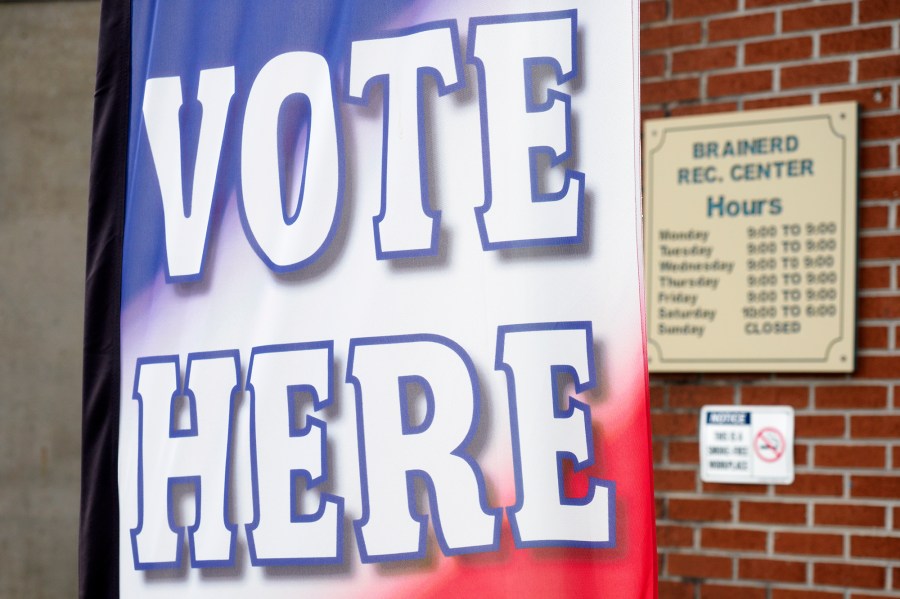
379,372,657,599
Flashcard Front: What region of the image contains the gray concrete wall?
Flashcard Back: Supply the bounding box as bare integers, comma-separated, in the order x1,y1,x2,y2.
0,2,99,596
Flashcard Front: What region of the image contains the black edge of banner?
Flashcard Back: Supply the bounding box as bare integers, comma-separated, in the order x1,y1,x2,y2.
79,0,130,597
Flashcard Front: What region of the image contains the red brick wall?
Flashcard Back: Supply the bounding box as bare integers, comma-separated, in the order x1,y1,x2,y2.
641,0,900,596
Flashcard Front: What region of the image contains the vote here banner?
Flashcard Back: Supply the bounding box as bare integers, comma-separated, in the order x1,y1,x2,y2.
80,1,655,597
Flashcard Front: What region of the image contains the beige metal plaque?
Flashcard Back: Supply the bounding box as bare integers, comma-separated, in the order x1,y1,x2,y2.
644,103,857,372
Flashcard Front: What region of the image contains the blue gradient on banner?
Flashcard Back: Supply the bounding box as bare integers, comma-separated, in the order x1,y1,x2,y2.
123,0,419,306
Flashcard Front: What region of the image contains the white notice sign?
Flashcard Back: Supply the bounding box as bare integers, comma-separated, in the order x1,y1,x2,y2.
700,405,795,485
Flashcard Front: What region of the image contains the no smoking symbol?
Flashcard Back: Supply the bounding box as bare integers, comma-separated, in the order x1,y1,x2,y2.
754,427,785,463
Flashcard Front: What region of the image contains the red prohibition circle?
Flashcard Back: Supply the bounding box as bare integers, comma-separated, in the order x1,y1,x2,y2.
754,427,786,463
